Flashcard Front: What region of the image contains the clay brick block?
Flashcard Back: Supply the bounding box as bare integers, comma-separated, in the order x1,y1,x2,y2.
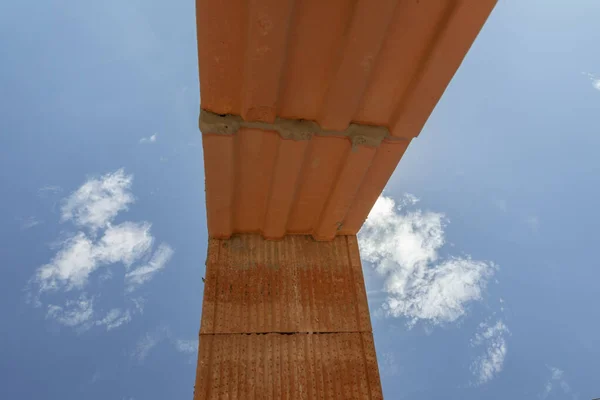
200,235,372,334
194,332,383,400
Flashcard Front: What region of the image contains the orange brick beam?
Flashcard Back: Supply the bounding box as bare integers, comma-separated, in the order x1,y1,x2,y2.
194,235,383,399
199,110,409,242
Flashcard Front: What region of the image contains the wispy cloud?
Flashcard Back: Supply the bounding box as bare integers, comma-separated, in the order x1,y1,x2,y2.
541,366,577,399
584,72,600,91
125,243,174,292
46,295,95,332
19,216,42,230
174,339,197,355
132,326,169,362
139,134,158,144
359,195,497,327
380,352,401,377
132,327,196,363
470,319,509,385
28,169,173,332
38,185,62,198
96,308,132,331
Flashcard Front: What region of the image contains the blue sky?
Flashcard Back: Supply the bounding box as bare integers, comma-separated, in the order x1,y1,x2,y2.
1,0,599,399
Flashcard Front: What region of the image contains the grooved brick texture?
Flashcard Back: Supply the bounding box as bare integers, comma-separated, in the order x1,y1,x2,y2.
197,0,497,241
200,235,371,334
196,0,497,138
202,129,409,241
195,333,382,400
194,235,382,399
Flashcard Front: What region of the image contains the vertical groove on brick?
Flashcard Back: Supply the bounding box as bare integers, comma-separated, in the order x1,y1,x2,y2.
242,0,295,123
196,0,245,115
340,138,410,235
317,0,399,131
390,0,497,139
315,145,377,241
354,0,449,126
202,135,234,239
277,0,355,120
287,137,349,233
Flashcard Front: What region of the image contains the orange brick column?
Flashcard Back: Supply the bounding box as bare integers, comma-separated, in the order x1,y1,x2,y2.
194,234,382,399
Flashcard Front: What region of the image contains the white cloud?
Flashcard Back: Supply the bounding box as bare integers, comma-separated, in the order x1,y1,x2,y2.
139,134,158,144
470,320,509,385
174,339,197,355
36,233,97,291
125,243,173,292
541,366,576,399
61,169,134,231
96,222,154,267
34,222,154,292
29,169,173,332
584,72,600,91
359,195,496,326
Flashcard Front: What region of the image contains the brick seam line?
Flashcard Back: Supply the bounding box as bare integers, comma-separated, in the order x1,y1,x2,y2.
199,109,410,148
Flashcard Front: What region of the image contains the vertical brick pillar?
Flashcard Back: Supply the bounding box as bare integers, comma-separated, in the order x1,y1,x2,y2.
194,234,382,399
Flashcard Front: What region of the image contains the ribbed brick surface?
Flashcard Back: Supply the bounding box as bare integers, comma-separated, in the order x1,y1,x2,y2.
196,0,497,139
202,128,409,241
195,332,382,400
195,235,381,399
201,235,371,334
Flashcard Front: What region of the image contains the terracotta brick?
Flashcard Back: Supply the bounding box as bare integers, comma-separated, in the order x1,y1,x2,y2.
389,0,499,139
338,138,410,235
201,126,408,240
197,0,497,138
200,235,372,334
194,332,382,400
